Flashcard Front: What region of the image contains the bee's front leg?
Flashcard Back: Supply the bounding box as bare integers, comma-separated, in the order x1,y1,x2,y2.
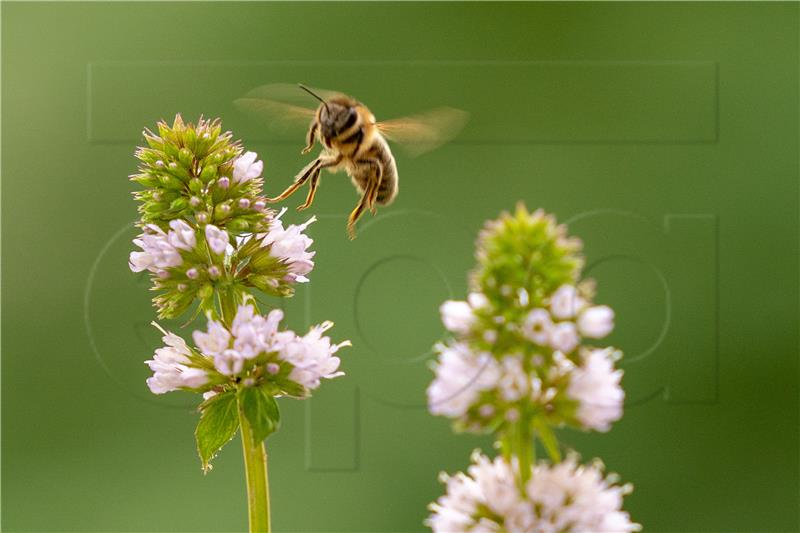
301,121,318,155
297,155,342,211
266,157,322,203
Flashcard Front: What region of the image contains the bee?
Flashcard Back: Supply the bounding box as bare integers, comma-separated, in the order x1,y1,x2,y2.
235,83,468,239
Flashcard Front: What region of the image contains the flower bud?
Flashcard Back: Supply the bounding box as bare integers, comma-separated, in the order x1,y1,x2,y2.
196,212,209,224
188,178,203,194
266,363,280,375
577,305,614,338
170,198,188,212
178,147,193,168
228,218,250,232
207,265,221,279
198,283,213,299
186,268,199,280
253,200,266,212
158,173,184,190
189,196,202,207
217,176,230,189
200,164,218,182
549,322,579,353
238,198,251,209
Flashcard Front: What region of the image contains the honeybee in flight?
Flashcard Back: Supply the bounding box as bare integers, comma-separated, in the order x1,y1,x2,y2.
235,84,468,239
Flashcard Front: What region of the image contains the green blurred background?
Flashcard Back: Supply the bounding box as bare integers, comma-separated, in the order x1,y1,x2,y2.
2,2,798,531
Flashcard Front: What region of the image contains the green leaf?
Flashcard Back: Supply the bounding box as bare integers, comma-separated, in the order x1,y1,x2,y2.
239,385,281,444
195,391,239,473
534,416,562,463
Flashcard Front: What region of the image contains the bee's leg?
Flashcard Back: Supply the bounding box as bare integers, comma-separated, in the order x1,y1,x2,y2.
346,174,381,239
266,158,321,203
297,170,321,211
346,194,368,240
301,121,318,155
357,158,383,215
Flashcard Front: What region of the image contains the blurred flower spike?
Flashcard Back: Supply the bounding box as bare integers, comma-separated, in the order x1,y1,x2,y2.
426,203,639,532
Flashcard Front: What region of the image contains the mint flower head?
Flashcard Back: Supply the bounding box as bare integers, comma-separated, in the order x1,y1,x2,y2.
426,451,640,533
131,115,268,233
426,204,637,532
428,204,625,435
147,303,347,401
128,116,321,319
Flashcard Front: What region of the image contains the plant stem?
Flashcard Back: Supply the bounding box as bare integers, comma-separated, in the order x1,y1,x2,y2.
518,416,534,485
238,401,271,533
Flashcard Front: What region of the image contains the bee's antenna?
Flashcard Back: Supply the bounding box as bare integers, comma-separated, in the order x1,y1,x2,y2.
298,84,330,113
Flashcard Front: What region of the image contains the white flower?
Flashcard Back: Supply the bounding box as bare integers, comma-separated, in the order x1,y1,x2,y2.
214,349,244,376
427,452,531,533
204,224,230,255
428,452,639,533
468,452,521,517
233,151,263,184
567,348,624,431
129,224,182,273
145,330,208,394
550,284,586,320
522,308,552,345
468,292,490,309
167,219,196,251
260,209,316,283
281,321,349,390
549,321,579,353
192,320,231,357
497,355,529,402
578,305,615,338
440,300,474,334
526,456,640,532
230,304,285,359
427,343,501,418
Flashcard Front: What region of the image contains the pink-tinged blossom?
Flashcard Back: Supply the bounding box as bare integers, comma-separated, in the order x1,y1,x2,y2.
232,151,263,184
145,329,208,394
282,321,349,390
129,224,183,273
578,305,615,338
567,348,624,432
260,209,317,283
204,224,230,255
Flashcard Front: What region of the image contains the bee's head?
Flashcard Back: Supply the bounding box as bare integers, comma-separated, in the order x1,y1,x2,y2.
318,101,357,139
299,84,358,140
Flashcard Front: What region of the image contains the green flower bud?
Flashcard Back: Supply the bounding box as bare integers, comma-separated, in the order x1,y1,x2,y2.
178,147,193,168
188,178,203,194
130,173,159,187
170,198,189,212
200,164,217,182
158,173,184,190
228,217,250,232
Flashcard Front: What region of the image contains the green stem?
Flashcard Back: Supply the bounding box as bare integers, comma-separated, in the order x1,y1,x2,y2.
238,401,271,533
517,415,534,485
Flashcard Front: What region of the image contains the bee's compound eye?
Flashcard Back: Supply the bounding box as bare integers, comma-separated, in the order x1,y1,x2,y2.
341,107,358,131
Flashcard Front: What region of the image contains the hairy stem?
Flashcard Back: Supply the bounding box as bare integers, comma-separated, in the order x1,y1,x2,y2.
239,401,271,533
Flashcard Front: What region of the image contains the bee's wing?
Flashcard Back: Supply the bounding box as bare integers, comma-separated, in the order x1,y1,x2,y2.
234,83,344,134
376,107,469,157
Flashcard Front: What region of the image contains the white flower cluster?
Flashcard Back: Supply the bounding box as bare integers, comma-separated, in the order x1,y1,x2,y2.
258,208,317,283
129,220,196,274
427,451,640,533
429,284,624,432
146,304,348,396
145,329,209,394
